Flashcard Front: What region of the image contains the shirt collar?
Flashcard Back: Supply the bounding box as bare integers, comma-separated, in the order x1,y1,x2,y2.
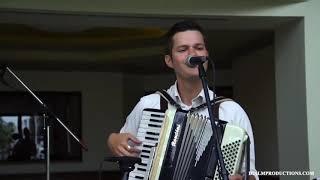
169,81,214,109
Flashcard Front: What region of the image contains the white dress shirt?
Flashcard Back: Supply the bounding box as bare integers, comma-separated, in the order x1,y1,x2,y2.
120,82,258,178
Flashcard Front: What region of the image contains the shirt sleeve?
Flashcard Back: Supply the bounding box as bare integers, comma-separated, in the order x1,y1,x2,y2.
219,101,259,180
120,99,144,136
120,93,161,136
236,106,259,180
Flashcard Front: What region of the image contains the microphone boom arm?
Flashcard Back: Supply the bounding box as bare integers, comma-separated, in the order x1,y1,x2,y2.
5,66,88,151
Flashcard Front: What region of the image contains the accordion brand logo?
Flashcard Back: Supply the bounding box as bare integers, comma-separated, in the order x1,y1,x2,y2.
171,124,181,147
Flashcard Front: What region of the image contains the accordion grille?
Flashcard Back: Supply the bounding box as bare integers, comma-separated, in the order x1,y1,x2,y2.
214,124,248,180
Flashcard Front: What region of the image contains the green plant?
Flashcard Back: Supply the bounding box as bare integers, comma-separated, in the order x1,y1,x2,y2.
0,118,15,149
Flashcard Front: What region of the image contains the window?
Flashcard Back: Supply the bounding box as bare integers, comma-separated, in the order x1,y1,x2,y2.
0,91,82,162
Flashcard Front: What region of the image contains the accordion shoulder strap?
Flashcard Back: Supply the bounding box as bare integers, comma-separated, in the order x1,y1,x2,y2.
213,96,233,119
156,89,180,111
156,89,233,118
190,96,233,118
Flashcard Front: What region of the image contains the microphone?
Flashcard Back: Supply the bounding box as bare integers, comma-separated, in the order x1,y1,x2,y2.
185,56,208,67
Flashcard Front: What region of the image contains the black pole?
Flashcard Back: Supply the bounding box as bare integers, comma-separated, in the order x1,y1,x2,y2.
44,114,51,180
197,64,228,180
244,138,250,180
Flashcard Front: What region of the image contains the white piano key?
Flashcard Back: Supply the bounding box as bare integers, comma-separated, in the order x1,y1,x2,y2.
137,128,161,135
142,115,164,121
129,171,147,180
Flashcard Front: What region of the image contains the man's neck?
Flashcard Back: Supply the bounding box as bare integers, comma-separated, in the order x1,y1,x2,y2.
176,78,202,106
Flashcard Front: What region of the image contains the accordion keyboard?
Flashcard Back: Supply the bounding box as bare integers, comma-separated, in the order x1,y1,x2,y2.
128,109,165,180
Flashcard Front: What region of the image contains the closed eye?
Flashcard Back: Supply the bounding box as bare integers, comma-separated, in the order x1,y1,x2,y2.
194,44,206,50
178,48,187,52
177,45,188,52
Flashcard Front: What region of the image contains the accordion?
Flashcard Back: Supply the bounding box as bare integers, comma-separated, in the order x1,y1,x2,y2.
129,104,249,180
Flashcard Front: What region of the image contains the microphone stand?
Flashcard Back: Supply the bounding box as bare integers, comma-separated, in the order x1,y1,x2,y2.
197,63,228,180
4,67,88,180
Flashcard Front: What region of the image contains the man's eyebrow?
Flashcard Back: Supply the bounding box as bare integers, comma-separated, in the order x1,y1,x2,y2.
194,43,205,46
175,44,189,48
175,43,205,49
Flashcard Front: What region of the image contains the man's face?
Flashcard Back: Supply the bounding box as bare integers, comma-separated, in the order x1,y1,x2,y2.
165,30,208,81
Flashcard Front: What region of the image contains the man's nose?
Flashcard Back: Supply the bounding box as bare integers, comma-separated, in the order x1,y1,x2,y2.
188,48,197,56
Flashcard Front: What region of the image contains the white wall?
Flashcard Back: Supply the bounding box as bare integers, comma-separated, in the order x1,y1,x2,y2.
275,19,309,180
233,45,279,171
304,3,320,178
0,70,123,173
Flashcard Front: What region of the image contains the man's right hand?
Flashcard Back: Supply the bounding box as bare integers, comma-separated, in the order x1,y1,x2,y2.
107,133,141,157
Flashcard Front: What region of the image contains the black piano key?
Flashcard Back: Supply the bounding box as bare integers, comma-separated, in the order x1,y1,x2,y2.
143,144,153,148
137,168,147,172
139,162,147,166
145,136,158,141
149,118,163,123
148,124,161,128
142,149,151,153
141,154,149,158
135,175,144,179
150,113,165,118
146,132,160,135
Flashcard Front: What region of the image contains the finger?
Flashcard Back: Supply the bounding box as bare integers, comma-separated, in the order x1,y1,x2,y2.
113,146,125,156
229,174,243,180
128,146,141,154
128,145,141,156
126,144,132,151
130,151,140,157
125,145,141,157
127,134,142,144
118,145,131,157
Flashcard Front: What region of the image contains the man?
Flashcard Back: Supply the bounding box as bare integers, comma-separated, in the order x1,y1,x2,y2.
107,20,258,180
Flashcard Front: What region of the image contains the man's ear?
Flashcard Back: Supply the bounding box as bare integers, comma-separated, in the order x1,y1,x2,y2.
165,55,173,69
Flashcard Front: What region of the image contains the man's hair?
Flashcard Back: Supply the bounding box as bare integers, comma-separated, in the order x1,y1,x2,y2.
164,20,207,55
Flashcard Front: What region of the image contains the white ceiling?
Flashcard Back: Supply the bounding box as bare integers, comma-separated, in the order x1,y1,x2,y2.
0,9,297,73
